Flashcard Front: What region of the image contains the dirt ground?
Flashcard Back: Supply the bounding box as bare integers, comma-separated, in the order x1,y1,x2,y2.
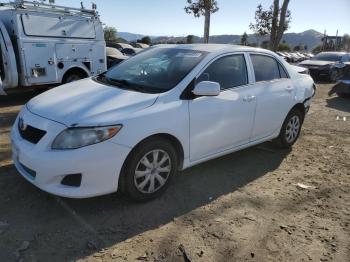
0,83,349,262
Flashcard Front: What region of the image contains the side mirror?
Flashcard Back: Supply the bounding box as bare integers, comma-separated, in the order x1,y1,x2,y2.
192,81,220,97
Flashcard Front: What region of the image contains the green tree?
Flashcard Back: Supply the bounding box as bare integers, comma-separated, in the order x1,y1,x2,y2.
249,1,291,51
103,26,118,43
293,43,305,51
185,0,219,43
261,40,270,49
277,42,291,51
186,35,195,44
312,45,322,54
342,34,350,51
249,4,271,40
138,36,151,45
240,32,248,45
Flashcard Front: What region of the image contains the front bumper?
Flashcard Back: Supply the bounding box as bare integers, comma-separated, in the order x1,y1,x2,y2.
307,67,332,79
11,107,131,198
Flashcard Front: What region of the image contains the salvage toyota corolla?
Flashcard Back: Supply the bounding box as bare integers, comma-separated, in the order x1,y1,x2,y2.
11,44,315,201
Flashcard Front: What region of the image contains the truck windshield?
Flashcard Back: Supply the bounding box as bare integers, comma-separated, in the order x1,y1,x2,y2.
97,48,207,93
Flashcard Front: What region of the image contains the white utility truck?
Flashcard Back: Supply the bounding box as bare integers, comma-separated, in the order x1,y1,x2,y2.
0,0,106,95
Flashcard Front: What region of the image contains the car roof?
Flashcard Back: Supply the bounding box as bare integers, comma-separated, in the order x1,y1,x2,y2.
317,51,347,56
154,44,276,56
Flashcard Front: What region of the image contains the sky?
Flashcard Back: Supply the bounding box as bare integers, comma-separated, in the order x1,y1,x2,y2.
30,0,350,36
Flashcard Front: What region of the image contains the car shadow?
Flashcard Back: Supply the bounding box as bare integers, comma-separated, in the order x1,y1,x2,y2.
0,140,291,261
326,96,350,113
0,89,43,109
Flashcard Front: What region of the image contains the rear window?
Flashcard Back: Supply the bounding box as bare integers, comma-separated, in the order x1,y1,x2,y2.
312,53,343,62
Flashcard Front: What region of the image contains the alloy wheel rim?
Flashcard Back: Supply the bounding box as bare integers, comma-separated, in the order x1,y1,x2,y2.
134,149,171,194
285,115,300,143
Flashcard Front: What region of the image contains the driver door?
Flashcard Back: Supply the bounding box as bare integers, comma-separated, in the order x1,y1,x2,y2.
189,53,257,161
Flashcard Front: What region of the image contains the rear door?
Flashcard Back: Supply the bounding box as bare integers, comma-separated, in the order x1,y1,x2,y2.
248,53,295,140
0,20,18,94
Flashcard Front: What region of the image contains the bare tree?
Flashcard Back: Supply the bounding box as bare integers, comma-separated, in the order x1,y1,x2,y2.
249,1,291,51
273,0,290,51
185,0,219,44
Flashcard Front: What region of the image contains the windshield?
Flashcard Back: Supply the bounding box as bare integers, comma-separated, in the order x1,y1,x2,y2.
312,53,343,62
98,48,207,93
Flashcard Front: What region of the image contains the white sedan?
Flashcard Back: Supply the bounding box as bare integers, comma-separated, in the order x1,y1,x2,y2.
11,44,315,201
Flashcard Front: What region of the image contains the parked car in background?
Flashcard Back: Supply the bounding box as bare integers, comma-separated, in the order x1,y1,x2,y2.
106,47,128,69
121,47,143,56
277,52,288,61
111,43,133,51
0,1,106,95
298,52,350,82
134,43,150,49
329,80,350,98
11,44,315,201
281,52,294,63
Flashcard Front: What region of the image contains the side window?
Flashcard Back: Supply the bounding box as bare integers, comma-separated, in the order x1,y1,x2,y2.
278,63,289,78
197,54,248,90
251,54,281,82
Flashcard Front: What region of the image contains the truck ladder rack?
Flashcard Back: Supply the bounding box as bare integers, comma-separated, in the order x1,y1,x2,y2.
0,0,98,17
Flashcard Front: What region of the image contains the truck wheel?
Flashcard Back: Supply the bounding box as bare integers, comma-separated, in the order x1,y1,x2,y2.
120,138,178,202
62,72,85,84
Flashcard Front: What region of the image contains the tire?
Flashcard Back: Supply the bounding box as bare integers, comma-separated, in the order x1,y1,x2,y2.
120,138,178,202
329,69,338,83
275,108,303,148
62,72,85,84
337,93,350,98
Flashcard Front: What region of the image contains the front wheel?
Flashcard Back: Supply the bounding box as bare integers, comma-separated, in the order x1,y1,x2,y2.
275,108,303,148
120,138,178,202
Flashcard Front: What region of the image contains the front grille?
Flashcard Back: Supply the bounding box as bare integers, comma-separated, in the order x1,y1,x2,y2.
18,121,46,144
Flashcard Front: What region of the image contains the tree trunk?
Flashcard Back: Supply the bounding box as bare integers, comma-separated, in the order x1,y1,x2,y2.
204,8,210,43
270,0,279,51
274,0,290,51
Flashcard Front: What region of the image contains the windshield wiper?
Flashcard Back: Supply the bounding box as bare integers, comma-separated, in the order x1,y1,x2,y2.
101,75,150,92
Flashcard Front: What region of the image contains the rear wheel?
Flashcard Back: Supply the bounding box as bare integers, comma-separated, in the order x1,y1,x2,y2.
275,108,303,148
120,138,178,202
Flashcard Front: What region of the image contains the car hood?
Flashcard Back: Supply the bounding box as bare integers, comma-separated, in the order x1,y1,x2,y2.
27,78,159,126
299,60,335,67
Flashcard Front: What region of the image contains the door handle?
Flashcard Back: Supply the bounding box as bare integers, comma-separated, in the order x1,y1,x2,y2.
243,95,256,102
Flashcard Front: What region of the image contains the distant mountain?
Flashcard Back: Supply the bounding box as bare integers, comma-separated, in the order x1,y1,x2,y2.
117,32,146,42
119,29,325,51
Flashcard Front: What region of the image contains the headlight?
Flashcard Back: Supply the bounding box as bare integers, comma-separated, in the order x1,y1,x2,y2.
52,125,122,150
